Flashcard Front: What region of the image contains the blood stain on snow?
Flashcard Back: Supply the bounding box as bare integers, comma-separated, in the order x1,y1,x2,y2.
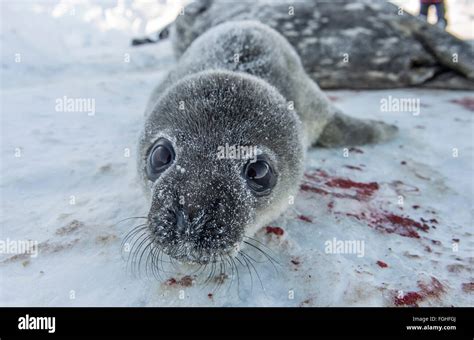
165,275,194,287
450,97,474,112
266,226,284,236
376,260,388,268
325,178,379,198
461,282,474,293
394,292,423,306
394,277,445,307
345,211,429,239
297,215,312,223
301,170,379,201
378,213,429,238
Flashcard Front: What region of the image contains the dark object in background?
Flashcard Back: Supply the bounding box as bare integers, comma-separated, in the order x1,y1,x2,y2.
133,0,474,90
131,23,170,46
131,37,156,46
419,0,448,29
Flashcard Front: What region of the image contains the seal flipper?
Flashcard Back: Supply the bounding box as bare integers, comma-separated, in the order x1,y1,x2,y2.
316,112,398,148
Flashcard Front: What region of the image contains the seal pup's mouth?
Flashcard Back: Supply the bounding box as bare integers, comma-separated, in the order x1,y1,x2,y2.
147,207,244,266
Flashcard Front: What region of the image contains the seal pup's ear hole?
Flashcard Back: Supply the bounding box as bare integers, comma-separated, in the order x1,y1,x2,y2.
146,138,175,181
242,155,277,196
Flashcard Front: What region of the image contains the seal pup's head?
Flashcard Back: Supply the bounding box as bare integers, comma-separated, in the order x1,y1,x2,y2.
138,70,304,265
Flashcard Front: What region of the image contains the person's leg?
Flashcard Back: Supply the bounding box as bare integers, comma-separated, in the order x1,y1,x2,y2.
435,2,447,28
419,3,430,20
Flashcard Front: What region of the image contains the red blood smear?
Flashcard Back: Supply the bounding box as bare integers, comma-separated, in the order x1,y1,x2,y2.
394,292,423,306
266,226,284,236
165,278,177,286
302,171,378,200
304,169,329,180
376,260,388,268
344,165,363,171
326,178,379,199
298,215,313,223
345,211,429,239
165,276,193,287
450,97,474,112
418,277,445,298
300,183,330,196
394,277,445,306
208,293,213,299
462,282,474,293
327,201,334,209
349,147,364,154
382,213,429,238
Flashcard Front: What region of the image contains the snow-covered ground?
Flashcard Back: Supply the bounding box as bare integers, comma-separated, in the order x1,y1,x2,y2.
1,0,473,307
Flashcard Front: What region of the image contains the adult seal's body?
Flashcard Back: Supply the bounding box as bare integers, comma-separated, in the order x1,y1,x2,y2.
136,19,396,267
146,0,473,90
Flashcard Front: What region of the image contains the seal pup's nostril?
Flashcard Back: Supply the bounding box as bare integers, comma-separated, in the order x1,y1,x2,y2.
174,208,187,232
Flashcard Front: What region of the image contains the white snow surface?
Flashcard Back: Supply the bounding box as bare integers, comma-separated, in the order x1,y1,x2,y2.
1,0,473,307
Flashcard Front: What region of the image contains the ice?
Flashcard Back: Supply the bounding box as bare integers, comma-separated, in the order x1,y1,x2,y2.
0,0,472,307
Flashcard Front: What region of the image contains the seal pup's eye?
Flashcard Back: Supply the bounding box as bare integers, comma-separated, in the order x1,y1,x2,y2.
243,156,277,196
146,138,175,180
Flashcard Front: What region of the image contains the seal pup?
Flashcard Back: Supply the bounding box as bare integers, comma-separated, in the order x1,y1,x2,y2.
134,19,396,269
150,0,473,90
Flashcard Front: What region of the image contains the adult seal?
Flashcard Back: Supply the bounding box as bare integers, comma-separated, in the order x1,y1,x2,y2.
142,0,473,90
136,20,396,266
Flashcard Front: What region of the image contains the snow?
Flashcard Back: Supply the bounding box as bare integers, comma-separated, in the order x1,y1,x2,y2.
1,0,473,307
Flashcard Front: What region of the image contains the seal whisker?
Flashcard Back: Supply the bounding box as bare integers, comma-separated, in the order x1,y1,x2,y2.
123,228,147,270
235,254,252,292
242,240,280,274
240,250,264,291
223,255,234,294
243,235,279,258
150,246,163,280
121,223,147,253
230,256,240,294
116,216,148,225
131,235,152,278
